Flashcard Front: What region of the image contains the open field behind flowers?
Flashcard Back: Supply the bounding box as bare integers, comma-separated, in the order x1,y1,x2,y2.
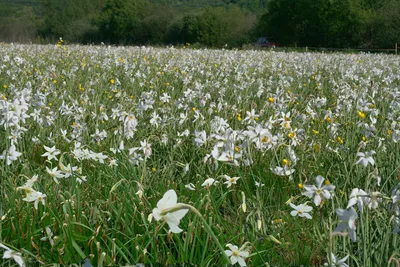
1,43,400,266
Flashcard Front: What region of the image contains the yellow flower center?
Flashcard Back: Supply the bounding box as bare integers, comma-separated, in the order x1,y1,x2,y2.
232,250,239,257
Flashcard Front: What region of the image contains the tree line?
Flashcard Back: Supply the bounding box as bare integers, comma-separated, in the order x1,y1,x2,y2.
0,0,399,49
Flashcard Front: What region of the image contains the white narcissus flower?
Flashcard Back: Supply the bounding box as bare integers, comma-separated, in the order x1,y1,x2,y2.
60,163,79,178
140,140,152,159
41,145,61,161
8,145,23,163
46,166,65,184
184,183,195,191
218,150,241,166
150,111,161,128
245,124,275,151
0,242,25,267
201,178,218,187
3,250,25,267
194,130,207,147
223,175,240,188
324,253,349,267
224,244,249,266
183,163,189,173
255,181,265,187
152,190,188,233
270,165,295,177
135,189,143,199
334,207,358,242
21,174,38,188
290,203,313,219
365,191,382,209
22,190,46,210
108,159,118,167
355,150,375,167
40,227,54,246
91,152,108,163
303,175,335,206
347,188,368,213
0,144,22,165
391,183,400,205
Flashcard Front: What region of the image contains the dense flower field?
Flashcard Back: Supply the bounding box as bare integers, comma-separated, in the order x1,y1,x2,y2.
1,43,400,266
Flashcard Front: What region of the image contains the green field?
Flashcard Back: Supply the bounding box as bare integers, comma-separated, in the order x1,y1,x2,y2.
1,43,400,266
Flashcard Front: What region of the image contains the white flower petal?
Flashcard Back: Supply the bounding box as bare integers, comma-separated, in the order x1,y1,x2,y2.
237,256,247,267
316,175,325,188
157,190,177,210
171,208,189,221
314,194,322,206
225,250,232,257
347,198,358,209
231,256,239,265
334,222,347,233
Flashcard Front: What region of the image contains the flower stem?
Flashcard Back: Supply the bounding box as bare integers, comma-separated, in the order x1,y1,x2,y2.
160,204,230,264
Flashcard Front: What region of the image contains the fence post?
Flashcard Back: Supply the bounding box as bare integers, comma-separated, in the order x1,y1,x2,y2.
396,43,398,55
306,46,308,52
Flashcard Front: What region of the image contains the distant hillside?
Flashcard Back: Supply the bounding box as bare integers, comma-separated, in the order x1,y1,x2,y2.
150,0,268,12
0,0,42,16
0,0,268,17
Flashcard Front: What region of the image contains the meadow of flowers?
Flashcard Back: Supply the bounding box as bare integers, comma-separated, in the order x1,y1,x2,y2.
1,42,400,266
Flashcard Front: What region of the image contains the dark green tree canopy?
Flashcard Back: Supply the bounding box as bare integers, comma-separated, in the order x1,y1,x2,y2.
0,0,398,49
256,0,400,48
